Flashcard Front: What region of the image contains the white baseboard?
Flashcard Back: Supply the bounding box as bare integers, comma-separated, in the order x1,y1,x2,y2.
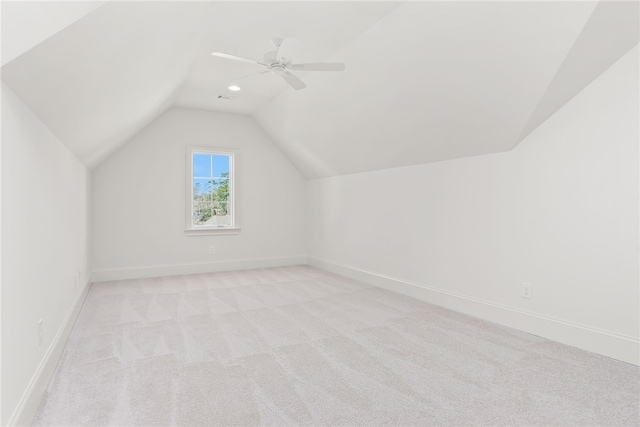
309,257,640,366
91,255,309,282
7,281,92,427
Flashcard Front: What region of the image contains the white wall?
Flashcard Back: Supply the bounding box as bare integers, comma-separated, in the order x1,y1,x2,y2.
1,84,91,425
91,108,307,279
308,46,639,364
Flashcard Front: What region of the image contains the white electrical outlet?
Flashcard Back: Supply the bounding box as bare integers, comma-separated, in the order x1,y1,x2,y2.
522,282,532,299
38,319,43,346
209,246,216,255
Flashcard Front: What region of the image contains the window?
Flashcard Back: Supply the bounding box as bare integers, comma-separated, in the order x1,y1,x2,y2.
186,148,238,234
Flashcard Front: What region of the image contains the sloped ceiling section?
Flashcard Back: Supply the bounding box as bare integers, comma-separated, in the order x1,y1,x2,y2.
1,0,107,66
1,1,216,168
516,0,640,144
1,1,400,169
2,1,638,176
173,1,402,115
254,1,639,178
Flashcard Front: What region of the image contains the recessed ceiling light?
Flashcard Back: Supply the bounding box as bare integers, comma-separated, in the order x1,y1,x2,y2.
228,85,241,91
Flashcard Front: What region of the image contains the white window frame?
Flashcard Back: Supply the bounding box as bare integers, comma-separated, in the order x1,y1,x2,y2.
185,146,240,236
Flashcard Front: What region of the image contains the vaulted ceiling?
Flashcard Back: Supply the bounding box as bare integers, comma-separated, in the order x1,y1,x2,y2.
2,1,638,178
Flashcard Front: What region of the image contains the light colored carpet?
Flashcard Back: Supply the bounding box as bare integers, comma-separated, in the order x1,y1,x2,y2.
33,266,639,426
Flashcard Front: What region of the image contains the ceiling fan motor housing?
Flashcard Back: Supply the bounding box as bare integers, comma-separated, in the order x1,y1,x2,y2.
270,64,287,74
264,51,284,66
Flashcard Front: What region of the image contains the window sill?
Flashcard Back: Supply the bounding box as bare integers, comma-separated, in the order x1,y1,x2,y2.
185,227,241,236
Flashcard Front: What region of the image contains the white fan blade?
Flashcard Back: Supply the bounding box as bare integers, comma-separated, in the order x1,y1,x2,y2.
276,38,301,64
288,63,346,71
281,71,307,90
211,52,265,67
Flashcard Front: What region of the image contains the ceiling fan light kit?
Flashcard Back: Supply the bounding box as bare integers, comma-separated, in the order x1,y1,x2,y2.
211,37,346,91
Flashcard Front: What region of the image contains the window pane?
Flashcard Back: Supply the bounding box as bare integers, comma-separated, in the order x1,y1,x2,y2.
193,154,212,177
213,155,230,177
213,201,231,226
193,178,212,197
193,206,213,226
211,178,230,203
212,200,228,215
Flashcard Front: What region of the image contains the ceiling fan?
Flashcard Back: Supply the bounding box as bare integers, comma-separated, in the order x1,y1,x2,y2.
211,38,345,91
